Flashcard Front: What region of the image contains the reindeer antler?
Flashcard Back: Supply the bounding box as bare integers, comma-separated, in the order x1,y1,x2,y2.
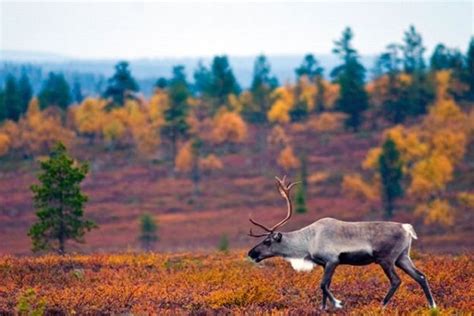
271,176,300,231
248,175,300,237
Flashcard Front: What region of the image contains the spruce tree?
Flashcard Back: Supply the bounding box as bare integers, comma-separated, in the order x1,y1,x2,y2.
430,44,452,70
246,55,278,123
295,54,325,113
163,65,190,164
38,72,72,110
376,43,410,123
139,213,158,251
72,79,84,104
401,25,434,116
295,155,308,214
209,56,240,112
217,234,229,252
331,27,368,131
155,77,168,90
3,74,21,121
0,88,5,122
18,72,33,116
402,25,426,74
29,143,96,254
295,54,324,82
466,37,474,100
378,138,403,219
193,61,212,96
103,61,139,107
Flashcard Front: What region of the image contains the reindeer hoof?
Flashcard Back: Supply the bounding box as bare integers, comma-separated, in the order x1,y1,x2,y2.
320,304,328,310
334,299,343,309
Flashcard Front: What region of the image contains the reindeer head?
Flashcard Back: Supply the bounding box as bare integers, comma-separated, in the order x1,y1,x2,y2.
247,176,299,262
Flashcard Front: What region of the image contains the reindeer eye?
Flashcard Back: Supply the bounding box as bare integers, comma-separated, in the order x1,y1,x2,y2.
273,232,282,242
263,239,271,246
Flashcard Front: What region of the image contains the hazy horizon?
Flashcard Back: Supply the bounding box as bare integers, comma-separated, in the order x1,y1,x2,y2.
1,1,472,60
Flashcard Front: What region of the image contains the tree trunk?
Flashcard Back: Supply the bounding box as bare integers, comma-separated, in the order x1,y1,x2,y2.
58,216,66,255
384,197,394,219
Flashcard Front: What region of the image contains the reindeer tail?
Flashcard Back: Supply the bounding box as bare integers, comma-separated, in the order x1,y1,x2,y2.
402,223,418,240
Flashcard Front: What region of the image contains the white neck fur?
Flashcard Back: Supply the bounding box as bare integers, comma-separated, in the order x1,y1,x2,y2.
285,258,315,272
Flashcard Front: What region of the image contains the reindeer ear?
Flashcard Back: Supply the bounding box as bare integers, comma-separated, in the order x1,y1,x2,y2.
273,232,282,242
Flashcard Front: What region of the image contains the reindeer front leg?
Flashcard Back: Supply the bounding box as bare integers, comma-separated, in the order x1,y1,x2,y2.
320,262,342,309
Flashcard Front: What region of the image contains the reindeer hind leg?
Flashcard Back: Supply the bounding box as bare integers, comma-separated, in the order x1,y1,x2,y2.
396,254,436,308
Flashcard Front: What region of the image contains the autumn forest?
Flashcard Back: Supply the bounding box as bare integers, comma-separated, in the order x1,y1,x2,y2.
0,21,473,314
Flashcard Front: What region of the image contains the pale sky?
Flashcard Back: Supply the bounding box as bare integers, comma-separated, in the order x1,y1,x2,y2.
1,1,473,59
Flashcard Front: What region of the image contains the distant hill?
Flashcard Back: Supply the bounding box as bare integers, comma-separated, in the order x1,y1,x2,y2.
0,50,377,96
0,50,70,62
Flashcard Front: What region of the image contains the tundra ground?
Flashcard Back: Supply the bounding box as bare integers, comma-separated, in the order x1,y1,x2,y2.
0,252,472,315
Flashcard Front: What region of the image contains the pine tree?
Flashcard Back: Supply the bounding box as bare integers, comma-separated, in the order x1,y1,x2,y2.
162,65,190,164
138,213,158,251
28,143,96,254
378,138,404,218
331,27,368,131
103,61,139,107
38,72,72,110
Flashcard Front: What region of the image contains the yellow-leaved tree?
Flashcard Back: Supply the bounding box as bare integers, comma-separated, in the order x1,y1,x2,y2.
72,98,106,142
267,85,294,124
211,110,247,146
357,70,472,226
125,100,161,156
18,98,74,156
84,99,161,155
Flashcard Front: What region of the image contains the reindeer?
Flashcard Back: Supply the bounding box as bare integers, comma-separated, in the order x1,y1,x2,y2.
247,176,436,310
